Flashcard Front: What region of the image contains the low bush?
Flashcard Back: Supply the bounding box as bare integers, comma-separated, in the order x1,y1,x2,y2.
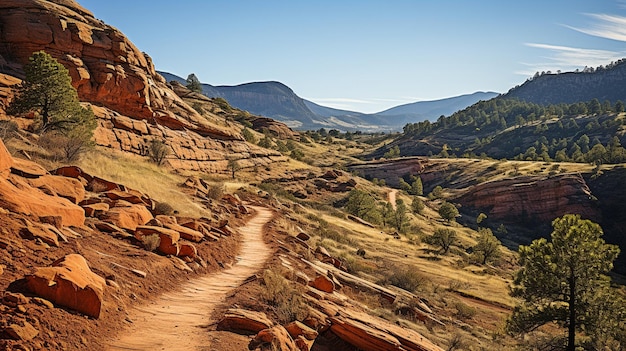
260,269,308,324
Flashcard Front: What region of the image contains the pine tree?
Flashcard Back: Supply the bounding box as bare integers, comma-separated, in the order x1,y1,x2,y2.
473,228,500,265
507,215,622,350
8,51,95,136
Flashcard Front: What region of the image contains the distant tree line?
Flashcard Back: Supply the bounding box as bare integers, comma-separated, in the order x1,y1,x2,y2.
401,98,626,164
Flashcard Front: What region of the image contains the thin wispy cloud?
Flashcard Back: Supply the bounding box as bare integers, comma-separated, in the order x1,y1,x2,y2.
311,98,375,105
526,43,623,66
565,13,626,42
519,8,626,77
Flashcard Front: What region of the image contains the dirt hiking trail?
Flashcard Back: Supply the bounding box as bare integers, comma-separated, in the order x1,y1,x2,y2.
388,189,398,210
106,206,273,351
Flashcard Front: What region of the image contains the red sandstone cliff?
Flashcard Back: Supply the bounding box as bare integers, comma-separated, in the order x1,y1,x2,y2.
454,173,600,223
0,0,287,172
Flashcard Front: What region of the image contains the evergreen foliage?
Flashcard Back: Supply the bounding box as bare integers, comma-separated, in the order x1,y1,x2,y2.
472,228,501,265
186,73,203,93
8,51,96,137
344,189,382,225
399,97,626,163
507,214,623,350
392,198,408,232
426,228,457,254
411,196,424,214
438,201,458,222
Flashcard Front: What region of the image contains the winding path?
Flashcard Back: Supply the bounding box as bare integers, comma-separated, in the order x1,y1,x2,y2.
106,206,273,351
388,189,398,210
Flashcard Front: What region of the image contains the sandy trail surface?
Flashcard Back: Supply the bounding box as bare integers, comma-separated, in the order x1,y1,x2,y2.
388,189,398,210
106,206,273,351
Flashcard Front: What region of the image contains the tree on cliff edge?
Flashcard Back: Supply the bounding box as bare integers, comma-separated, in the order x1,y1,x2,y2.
186,73,203,93
8,51,95,136
507,214,624,350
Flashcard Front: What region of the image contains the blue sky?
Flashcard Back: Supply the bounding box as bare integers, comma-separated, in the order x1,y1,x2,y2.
79,0,626,113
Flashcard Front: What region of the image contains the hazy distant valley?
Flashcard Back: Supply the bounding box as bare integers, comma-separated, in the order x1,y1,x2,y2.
159,71,498,131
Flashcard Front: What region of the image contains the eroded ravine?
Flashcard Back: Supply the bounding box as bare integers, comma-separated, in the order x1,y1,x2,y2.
106,206,273,351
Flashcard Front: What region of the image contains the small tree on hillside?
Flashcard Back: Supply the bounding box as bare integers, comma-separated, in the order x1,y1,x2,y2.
186,73,203,93
472,228,501,265
393,199,408,233
9,51,96,135
507,214,623,350
227,158,241,179
426,228,457,254
380,201,395,228
345,189,382,225
147,138,170,166
410,176,423,196
411,196,424,215
438,201,459,223
9,51,96,161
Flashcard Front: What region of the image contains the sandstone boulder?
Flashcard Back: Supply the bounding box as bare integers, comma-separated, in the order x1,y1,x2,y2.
101,203,153,231
178,243,197,259
249,326,299,351
25,254,106,318
27,174,86,204
309,275,335,293
284,321,318,341
82,202,110,217
0,175,85,227
10,157,47,178
5,321,38,341
20,222,60,247
217,308,274,335
134,225,180,256
156,215,204,242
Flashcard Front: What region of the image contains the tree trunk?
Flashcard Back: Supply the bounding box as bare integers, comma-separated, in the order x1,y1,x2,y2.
567,274,576,351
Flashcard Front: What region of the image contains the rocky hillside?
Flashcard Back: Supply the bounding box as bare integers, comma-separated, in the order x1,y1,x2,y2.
0,0,287,174
505,59,626,105
348,157,626,273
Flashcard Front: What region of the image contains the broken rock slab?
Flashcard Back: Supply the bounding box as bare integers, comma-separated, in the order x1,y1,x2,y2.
25,254,106,318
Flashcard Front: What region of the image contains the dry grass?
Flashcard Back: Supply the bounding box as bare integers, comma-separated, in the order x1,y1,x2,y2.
77,148,209,217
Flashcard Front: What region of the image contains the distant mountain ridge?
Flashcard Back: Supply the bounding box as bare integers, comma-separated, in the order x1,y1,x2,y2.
504,59,626,105
377,91,499,126
158,71,495,131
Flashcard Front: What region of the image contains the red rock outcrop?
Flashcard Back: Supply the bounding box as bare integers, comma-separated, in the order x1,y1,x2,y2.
25,254,106,318
0,173,85,227
0,0,288,173
217,308,275,335
455,173,600,223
